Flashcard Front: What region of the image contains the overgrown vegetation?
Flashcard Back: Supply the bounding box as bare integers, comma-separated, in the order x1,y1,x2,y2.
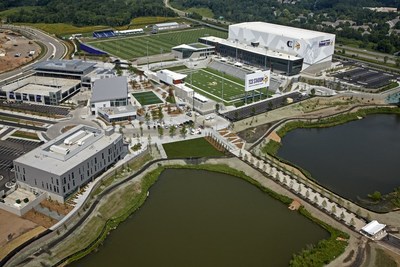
290,207,349,267
375,248,397,267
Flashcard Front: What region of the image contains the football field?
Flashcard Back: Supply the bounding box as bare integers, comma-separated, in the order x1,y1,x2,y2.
85,28,228,60
178,68,247,104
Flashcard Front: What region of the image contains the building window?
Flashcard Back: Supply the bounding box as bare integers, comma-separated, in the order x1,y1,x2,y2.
63,186,65,193
73,180,75,187
56,179,59,186
67,184,70,190
63,177,66,184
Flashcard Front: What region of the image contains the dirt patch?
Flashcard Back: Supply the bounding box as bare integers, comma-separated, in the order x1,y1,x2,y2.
268,131,281,143
237,122,275,143
0,209,38,247
40,199,73,216
22,209,58,228
0,30,41,73
0,226,46,261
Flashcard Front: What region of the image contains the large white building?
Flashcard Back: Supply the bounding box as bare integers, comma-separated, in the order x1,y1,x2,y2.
14,125,124,202
200,22,335,75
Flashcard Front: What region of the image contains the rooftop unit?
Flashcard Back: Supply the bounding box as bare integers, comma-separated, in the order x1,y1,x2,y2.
64,130,86,145
50,145,70,155
77,132,94,146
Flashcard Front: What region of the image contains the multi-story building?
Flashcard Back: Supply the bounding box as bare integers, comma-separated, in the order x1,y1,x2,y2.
13,125,124,202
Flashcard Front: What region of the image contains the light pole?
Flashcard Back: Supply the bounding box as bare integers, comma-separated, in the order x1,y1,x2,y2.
146,41,149,70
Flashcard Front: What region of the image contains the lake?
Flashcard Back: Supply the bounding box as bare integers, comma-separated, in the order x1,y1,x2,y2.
71,169,328,266
278,114,400,202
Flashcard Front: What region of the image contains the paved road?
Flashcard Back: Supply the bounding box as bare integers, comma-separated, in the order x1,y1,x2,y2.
0,24,67,85
163,0,229,32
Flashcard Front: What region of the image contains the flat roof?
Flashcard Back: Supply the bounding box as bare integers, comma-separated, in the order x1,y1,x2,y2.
230,22,335,40
172,43,214,51
157,69,187,80
98,105,137,119
155,22,179,27
200,36,302,61
91,76,128,103
34,59,96,74
14,125,121,176
361,220,386,236
2,76,80,94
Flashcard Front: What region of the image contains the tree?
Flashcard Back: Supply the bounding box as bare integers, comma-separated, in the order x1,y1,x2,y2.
310,88,316,96
158,106,164,121
322,199,327,208
215,103,220,113
158,126,164,138
331,205,337,214
368,191,382,201
180,125,187,138
145,113,150,125
169,125,176,137
140,126,143,137
350,217,355,226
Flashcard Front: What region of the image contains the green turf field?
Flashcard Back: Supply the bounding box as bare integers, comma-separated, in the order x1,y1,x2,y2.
86,28,228,60
178,68,246,103
132,91,163,105
163,138,225,158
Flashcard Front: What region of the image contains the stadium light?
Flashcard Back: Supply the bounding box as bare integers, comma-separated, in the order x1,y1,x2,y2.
146,41,149,70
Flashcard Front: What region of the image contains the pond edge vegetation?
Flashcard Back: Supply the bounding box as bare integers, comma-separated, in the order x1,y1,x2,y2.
60,162,349,267
261,106,400,212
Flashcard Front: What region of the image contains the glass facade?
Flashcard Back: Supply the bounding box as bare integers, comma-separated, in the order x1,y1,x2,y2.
200,39,303,76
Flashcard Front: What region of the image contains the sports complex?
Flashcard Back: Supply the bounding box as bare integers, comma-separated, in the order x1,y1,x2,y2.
83,27,228,60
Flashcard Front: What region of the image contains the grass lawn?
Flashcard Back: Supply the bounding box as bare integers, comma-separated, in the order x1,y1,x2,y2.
132,91,163,105
163,138,225,158
86,27,228,59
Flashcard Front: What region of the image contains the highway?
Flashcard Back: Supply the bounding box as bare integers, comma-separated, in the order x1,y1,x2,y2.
0,24,67,85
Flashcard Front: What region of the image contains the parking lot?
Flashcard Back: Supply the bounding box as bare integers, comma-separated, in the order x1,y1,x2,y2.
0,134,42,193
334,67,397,90
0,101,70,116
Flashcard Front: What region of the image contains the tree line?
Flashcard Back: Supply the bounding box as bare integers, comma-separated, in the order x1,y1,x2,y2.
1,0,176,26
171,0,400,54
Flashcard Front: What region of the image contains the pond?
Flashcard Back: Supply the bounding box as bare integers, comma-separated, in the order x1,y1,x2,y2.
71,169,328,266
277,114,400,204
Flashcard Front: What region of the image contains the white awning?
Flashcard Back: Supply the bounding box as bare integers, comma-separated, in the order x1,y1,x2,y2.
361,220,386,236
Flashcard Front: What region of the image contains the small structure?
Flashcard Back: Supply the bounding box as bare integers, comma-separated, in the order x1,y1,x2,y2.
172,43,215,59
360,220,387,240
156,69,187,85
152,22,186,33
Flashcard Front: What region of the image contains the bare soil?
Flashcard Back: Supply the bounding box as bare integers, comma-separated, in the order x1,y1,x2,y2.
0,30,41,73
22,209,58,229
40,199,73,216
0,209,37,247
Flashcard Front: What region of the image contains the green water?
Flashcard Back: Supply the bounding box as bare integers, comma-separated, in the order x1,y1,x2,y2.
71,169,328,266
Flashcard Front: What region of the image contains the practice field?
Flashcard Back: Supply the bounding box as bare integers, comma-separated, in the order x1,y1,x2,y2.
177,68,247,104
86,28,228,60
132,91,163,105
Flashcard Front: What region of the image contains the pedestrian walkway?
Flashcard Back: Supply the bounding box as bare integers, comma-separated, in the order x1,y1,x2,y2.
239,149,366,231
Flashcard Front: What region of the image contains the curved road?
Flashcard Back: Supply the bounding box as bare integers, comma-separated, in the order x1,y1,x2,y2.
0,24,67,84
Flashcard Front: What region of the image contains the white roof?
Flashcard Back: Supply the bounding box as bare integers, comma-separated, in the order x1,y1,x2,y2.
155,22,179,27
231,21,335,39
116,29,143,34
361,220,386,236
158,69,187,80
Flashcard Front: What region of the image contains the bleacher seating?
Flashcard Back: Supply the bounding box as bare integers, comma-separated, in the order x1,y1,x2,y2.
93,30,116,38
208,61,251,80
